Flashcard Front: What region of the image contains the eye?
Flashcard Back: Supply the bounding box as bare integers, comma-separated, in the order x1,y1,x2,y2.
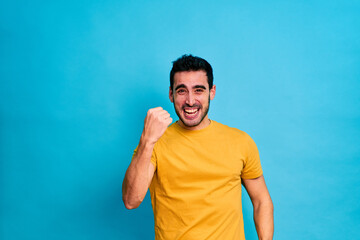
195,89,205,93
177,89,186,94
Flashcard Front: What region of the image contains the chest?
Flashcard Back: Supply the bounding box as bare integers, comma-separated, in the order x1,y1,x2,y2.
155,135,246,192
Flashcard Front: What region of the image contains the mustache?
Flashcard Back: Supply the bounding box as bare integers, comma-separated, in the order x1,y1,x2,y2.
182,104,201,109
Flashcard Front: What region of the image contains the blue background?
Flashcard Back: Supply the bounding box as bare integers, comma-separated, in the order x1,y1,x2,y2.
1,0,359,239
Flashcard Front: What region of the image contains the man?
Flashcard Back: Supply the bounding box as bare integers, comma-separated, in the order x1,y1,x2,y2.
122,55,274,239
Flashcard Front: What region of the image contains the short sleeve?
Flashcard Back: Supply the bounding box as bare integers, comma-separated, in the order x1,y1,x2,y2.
241,133,263,179
132,145,157,168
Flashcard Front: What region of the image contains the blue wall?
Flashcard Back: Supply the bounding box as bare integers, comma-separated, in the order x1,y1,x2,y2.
1,1,359,239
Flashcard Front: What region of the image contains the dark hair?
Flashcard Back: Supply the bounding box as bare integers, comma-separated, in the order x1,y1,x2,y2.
170,54,213,90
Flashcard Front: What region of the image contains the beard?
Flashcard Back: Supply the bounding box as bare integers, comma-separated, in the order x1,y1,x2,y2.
173,96,210,128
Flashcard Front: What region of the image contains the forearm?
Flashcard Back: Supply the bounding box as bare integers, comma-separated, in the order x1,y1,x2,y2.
253,198,274,240
122,138,155,209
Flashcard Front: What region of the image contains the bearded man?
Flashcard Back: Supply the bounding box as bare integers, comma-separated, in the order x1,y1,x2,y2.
122,54,274,240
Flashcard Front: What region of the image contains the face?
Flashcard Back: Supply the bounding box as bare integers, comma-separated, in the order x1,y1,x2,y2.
169,70,216,130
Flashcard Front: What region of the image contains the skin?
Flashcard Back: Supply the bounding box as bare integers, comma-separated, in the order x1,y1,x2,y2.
169,70,216,130
122,107,170,209
122,70,274,239
242,176,274,240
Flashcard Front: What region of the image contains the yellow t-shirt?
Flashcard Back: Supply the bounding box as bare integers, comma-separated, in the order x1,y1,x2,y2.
140,120,263,240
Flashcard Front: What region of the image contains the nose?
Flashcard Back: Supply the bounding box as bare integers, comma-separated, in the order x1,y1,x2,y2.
186,92,196,106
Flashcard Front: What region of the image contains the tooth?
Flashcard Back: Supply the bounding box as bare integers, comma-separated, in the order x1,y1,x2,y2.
185,109,197,114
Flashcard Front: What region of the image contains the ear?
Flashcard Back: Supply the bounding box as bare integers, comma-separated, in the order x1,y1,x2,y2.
210,85,216,100
169,87,174,103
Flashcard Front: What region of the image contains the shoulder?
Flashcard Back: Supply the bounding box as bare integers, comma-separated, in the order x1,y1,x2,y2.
211,121,257,150
163,122,178,136
211,120,250,139
155,122,178,143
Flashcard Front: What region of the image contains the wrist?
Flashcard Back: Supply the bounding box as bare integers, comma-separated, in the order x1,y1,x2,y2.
139,134,157,148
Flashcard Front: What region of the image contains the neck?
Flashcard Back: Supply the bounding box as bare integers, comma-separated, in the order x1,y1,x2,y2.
177,116,211,131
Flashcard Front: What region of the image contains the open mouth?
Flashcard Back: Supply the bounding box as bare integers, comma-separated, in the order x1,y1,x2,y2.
183,108,200,119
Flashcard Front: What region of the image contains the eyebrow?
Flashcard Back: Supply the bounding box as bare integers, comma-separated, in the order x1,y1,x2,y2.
175,84,207,91
175,84,186,91
194,85,206,90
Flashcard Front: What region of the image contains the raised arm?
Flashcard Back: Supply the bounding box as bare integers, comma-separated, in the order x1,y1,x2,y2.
122,107,172,209
242,175,274,240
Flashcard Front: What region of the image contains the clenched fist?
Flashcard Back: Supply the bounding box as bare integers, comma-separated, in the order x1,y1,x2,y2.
141,107,172,145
